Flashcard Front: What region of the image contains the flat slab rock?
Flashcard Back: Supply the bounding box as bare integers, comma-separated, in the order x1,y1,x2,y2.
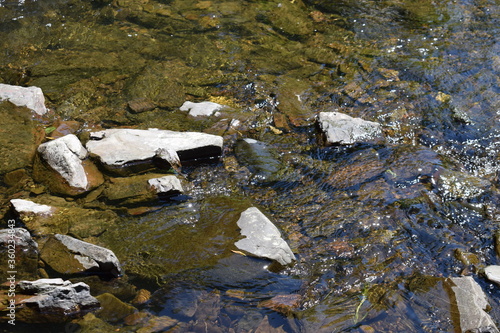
234,207,295,266
179,101,228,117
86,128,223,171
318,111,383,145
0,83,47,115
447,276,499,333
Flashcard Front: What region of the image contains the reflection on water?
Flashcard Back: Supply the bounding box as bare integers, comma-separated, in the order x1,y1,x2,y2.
2,0,500,332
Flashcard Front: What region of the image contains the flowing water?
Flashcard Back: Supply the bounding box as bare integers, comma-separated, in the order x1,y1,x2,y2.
1,0,500,332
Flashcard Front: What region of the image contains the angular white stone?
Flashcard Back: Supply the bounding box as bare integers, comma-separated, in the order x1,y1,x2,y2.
10,199,54,215
55,234,123,277
179,101,227,117
234,207,295,265
318,111,383,145
448,276,499,333
0,83,48,115
86,128,223,167
37,134,88,189
148,175,183,194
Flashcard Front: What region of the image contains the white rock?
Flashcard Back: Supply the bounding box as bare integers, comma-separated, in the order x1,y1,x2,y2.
180,101,227,117
148,175,183,194
10,199,54,215
86,128,223,168
37,134,89,189
485,265,500,285
234,207,295,265
318,111,383,145
0,83,48,115
448,276,499,333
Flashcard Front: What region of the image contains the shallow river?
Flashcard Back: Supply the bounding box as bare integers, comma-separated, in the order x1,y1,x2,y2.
1,0,500,332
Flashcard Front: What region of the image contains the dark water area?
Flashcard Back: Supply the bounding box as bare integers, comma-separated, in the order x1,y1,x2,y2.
1,0,500,332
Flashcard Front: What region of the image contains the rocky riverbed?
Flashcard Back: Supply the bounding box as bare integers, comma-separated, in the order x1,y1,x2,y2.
1,0,500,332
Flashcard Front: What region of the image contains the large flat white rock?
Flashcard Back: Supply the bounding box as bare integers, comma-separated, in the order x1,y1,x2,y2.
86,128,223,170
234,207,295,266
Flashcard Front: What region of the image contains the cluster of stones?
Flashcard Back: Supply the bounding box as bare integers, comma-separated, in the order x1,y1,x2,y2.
2,82,500,332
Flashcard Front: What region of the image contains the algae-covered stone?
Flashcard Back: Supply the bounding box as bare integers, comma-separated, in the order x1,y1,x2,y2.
0,101,44,174
95,293,137,322
11,198,118,239
276,76,314,127
234,138,282,183
40,234,123,277
104,173,182,205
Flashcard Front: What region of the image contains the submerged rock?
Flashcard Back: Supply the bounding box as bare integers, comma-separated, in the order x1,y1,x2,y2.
40,234,123,278
234,138,282,182
234,207,295,265
86,128,223,175
446,276,499,333
16,278,99,323
318,111,383,145
0,83,48,115
35,134,104,196
0,101,45,174
179,100,228,117
0,228,39,281
11,198,118,239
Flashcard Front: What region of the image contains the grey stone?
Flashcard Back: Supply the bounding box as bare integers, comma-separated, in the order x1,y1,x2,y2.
318,111,383,145
54,234,123,277
485,266,500,285
447,276,499,333
0,228,39,281
86,128,223,172
234,207,295,265
179,101,227,117
0,83,48,115
37,134,89,190
18,278,99,321
148,175,183,194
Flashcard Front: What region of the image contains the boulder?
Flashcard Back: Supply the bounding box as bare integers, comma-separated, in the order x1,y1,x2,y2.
446,276,499,333
40,234,122,277
86,128,223,175
16,278,99,323
234,207,295,266
0,83,48,115
179,101,227,117
0,228,39,281
317,111,383,145
35,134,104,196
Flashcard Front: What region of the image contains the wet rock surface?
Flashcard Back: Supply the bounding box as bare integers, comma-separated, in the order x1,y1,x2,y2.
235,207,295,265
15,278,100,323
86,128,223,174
